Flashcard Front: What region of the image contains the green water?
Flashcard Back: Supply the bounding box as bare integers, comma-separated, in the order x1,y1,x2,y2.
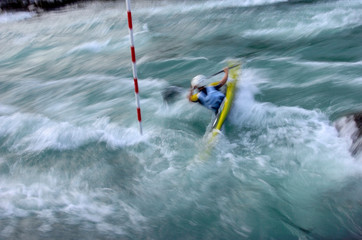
0,0,362,239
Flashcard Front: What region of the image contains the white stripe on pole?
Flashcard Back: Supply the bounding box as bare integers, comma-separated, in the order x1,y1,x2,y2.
126,0,143,135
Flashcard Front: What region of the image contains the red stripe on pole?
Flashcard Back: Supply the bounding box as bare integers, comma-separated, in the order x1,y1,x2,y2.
134,78,139,93
126,0,142,134
131,46,136,63
137,108,142,121
127,11,133,29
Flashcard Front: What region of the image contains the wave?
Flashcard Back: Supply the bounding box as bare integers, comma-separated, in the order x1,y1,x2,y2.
229,69,358,167
0,74,172,153
0,12,35,24
66,39,111,54
139,56,208,64
0,180,146,237
0,112,145,153
269,57,362,68
136,0,288,16
242,4,362,40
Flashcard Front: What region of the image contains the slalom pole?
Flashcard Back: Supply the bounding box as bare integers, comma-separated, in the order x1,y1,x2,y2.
125,0,142,135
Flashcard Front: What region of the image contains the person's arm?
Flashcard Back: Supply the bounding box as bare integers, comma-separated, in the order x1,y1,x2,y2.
218,67,229,87
188,86,198,102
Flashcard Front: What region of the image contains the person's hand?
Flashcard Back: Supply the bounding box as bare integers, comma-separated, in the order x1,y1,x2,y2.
224,67,229,73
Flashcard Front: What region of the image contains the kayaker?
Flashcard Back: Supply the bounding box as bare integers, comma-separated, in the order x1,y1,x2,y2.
188,67,229,114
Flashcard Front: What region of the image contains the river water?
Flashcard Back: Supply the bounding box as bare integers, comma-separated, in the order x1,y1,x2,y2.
0,0,362,239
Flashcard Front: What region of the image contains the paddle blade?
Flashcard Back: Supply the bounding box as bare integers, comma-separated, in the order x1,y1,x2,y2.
162,86,183,103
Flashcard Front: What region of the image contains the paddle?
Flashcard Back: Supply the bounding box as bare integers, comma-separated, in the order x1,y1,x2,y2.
162,85,184,103
208,64,241,77
162,64,240,103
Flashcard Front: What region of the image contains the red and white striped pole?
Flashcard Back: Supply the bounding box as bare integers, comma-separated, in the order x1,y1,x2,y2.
125,0,142,135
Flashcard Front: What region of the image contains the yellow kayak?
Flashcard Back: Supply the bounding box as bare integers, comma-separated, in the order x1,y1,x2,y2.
194,62,241,161
209,62,241,141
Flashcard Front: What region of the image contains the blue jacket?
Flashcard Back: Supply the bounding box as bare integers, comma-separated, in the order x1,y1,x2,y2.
197,86,225,113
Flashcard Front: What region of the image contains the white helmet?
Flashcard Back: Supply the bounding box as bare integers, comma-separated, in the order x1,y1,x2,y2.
191,75,207,88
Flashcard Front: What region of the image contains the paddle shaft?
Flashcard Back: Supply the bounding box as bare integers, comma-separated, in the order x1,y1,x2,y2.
209,64,240,77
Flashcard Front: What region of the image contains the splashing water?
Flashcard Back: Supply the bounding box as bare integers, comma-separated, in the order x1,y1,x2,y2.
0,0,362,239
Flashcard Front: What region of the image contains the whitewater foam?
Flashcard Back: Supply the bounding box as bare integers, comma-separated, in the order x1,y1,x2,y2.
242,1,362,40
1,0,361,238
67,39,111,54
137,0,288,16
0,112,145,153
0,12,35,24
